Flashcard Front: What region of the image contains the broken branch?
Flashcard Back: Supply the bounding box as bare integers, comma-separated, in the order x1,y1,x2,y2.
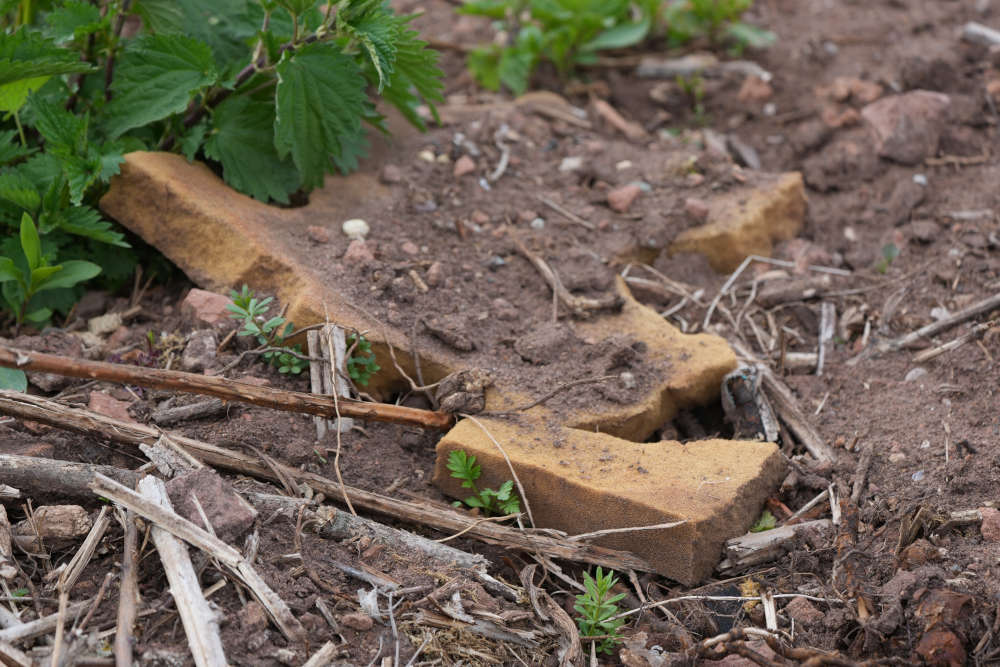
0,346,453,430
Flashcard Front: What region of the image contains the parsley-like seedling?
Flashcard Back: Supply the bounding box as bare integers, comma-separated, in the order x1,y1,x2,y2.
227,285,308,375
346,333,380,386
446,449,521,517
574,567,626,655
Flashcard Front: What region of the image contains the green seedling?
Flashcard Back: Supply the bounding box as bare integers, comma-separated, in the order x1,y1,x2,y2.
574,567,626,655
0,213,100,330
447,449,521,517
227,284,308,375
677,73,708,125
460,0,772,95
749,508,776,532
874,242,900,274
346,333,380,386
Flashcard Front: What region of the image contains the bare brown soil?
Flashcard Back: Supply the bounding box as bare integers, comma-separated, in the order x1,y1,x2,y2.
2,0,1000,665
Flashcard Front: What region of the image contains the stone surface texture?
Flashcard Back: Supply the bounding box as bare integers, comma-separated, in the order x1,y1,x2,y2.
668,172,807,272
433,418,785,585
165,468,258,543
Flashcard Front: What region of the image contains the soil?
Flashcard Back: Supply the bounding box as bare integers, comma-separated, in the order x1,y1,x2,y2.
2,0,1000,665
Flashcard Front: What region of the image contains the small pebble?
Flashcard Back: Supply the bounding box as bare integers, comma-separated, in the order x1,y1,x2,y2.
401,241,419,255
911,470,926,481
620,371,636,389
379,164,402,184
306,225,330,243
559,156,583,172
607,184,642,213
615,160,633,171
888,452,907,463
904,367,928,382
913,173,928,186
453,155,476,178
417,149,435,163
341,218,369,240
529,217,545,230
485,255,506,269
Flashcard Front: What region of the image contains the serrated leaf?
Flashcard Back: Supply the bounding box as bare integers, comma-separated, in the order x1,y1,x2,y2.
274,42,370,190
105,34,218,138
0,169,40,213
339,0,399,91
54,205,130,247
45,1,105,44
0,32,94,112
0,129,34,165
97,144,125,183
133,0,258,71
0,367,26,392
30,97,88,154
380,15,444,130
203,96,299,203
178,121,208,162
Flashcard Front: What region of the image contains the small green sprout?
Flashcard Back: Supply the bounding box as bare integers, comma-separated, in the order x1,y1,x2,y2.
346,333,380,386
226,285,308,375
574,567,626,654
447,449,521,517
750,508,776,532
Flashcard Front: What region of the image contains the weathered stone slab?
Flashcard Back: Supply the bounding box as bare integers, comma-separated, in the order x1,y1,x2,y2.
99,152,736,441
434,417,785,585
668,172,806,272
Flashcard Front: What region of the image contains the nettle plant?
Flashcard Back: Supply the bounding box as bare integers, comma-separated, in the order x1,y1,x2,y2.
0,0,443,328
461,0,773,95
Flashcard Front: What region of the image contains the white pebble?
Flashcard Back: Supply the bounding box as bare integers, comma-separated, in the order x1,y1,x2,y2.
341,218,369,240
530,217,545,230
904,367,927,382
559,156,583,172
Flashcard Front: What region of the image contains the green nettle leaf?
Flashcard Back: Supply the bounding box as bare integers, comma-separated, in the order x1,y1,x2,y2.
37,260,101,290
0,32,95,112
0,367,27,391
19,213,42,271
0,129,34,165
178,121,208,162
105,34,218,138
339,0,399,91
274,42,371,190
204,96,300,203
45,1,105,44
0,170,41,213
380,17,444,129
31,98,88,155
55,205,130,247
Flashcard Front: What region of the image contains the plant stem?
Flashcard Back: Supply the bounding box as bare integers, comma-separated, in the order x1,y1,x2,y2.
12,110,25,147
104,0,132,102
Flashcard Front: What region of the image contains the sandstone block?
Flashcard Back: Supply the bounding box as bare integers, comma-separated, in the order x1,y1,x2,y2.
433,418,785,585
668,172,806,272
